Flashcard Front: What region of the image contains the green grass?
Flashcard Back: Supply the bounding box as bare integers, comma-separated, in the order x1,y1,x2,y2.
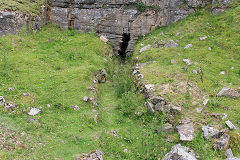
0,25,170,160
0,0,45,15
133,1,240,158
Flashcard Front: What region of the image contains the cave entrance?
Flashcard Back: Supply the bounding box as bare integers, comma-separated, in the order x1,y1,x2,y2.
118,33,130,59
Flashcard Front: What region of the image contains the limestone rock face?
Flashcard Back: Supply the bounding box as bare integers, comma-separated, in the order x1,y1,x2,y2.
0,6,47,37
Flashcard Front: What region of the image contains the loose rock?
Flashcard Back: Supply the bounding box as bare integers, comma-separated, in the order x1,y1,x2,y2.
216,133,230,150
28,108,41,116
225,120,236,130
0,96,5,106
100,35,108,43
145,102,155,114
217,87,240,98
202,125,219,140
225,148,240,160
171,59,178,64
139,44,151,53
183,59,192,66
163,144,197,160
72,105,80,110
164,40,178,48
83,96,89,102
200,36,207,40
76,150,103,160
176,123,194,141
150,96,165,105
184,44,193,49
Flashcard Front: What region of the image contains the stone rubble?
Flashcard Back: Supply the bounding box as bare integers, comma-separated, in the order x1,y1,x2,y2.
216,133,230,150
176,122,195,141
76,150,103,160
183,59,192,66
163,144,197,160
202,125,219,140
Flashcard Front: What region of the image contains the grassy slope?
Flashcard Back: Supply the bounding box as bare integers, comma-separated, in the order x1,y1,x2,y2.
0,0,45,15
133,1,240,158
0,25,170,160
0,24,112,159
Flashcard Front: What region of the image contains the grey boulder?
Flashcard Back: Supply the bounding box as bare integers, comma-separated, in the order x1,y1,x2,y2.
163,144,197,160
217,87,240,98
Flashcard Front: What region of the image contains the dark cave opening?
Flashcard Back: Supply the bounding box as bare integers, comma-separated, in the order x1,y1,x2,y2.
118,33,130,59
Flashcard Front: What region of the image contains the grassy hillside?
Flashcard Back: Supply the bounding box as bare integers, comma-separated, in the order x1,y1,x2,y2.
133,1,240,158
0,0,45,15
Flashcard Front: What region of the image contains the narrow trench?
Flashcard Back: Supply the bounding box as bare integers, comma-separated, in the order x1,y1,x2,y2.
118,33,130,59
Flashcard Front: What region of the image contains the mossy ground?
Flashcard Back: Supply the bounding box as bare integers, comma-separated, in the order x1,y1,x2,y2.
133,1,240,158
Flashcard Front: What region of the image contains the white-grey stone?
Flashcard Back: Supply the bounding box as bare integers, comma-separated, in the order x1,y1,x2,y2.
28,108,41,116
163,144,197,160
231,67,235,70
225,148,240,160
202,125,219,140
218,87,240,98
0,96,5,106
176,32,181,36
8,87,15,91
208,47,212,50
183,59,192,66
203,99,209,106
222,113,227,120
220,71,226,75
139,44,151,53
164,40,178,48
171,59,178,64
171,106,181,114
196,107,203,113
46,104,51,108
163,123,174,132
72,105,80,110
192,70,198,74
176,123,194,141
145,102,155,114
225,120,236,130
23,93,31,96
83,96,89,102
184,44,193,49
200,36,207,40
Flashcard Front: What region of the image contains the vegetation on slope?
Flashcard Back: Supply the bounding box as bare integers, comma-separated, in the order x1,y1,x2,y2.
133,1,240,158
0,0,45,15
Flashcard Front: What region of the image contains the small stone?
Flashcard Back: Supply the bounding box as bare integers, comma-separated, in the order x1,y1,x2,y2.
26,117,39,124
202,125,219,140
196,107,203,113
160,32,165,35
140,43,144,46
0,96,5,106
28,108,41,116
123,149,128,153
218,87,240,98
92,109,97,112
171,59,178,64
194,62,198,65
139,44,151,53
145,102,155,114
171,106,181,114
184,44,193,49
200,36,207,40
225,120,236,130
4,102,17,112
94,114,98,123
192,70,198,74
231,67,235,70
163,144,197,160
143,84,155,98
183,59,192,66
8,87,15,91
83,96,89,102
100,35,108,43
163,123,174,132
208,47,212,50
176,32,181,36
225,148,240,160
164,40,178,48
23,93,30,96
203,99,209,106
222,113,227,120
216,133,230,150
72,105,80,110
220,71,226,75
176,123,194,141
137,74,144,79
150,96,165,105
46,104,51,108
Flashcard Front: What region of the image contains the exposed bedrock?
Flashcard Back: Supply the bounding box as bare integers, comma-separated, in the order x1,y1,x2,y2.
0,6,47,37
48,0,207,55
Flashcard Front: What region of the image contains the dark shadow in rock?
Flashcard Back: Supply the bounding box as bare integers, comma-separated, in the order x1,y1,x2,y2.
118,33,130,59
